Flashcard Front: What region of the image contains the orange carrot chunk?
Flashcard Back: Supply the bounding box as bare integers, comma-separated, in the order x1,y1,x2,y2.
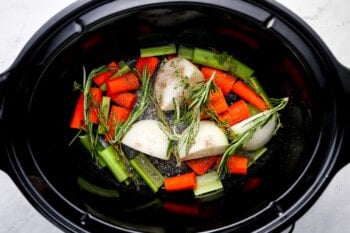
201,66,236,95
135,56,159,76
110,92,137,109
164,172,197,192
89,87,103,124
231,80,268,111
92,61,119,86
106,72,140,96
227,155,248,175
107,105,131,139
185,155,219,175
218,99,251,127
69,92,85,129
92,71,113,86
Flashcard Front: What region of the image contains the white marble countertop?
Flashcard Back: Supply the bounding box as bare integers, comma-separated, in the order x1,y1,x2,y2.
0,1,350,233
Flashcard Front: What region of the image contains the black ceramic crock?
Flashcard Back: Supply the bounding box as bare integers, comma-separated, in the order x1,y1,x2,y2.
0,0,349,232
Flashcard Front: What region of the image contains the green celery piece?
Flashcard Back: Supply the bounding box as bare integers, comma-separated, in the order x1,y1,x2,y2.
193,171,223,199
140,44,177,57
248,147,267,167
77,176,119,198
192,47,254,80
98,145,129,183
97,96,111,134
78,135,106,167
130,153,164,193
178,46,194,60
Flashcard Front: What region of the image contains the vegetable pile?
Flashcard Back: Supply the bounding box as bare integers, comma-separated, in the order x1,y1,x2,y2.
69,44,288,203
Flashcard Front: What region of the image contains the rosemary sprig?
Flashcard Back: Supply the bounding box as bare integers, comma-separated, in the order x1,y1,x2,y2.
217,97,289,176
178,72,217,155
112,67,152,143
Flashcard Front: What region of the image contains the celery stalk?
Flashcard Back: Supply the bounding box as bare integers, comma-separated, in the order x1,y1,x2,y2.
192,47,254,80
98,145,129,183
178,46,194,60
97,96,111,134
248,147,267,167
140,44,177,57
193,171,223,200
78,135,106,167
130,153,164,193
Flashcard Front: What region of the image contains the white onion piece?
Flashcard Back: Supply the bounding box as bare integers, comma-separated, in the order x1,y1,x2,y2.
154,57,204,111
244,115,277,151
179,120,229,160
121,120,169,160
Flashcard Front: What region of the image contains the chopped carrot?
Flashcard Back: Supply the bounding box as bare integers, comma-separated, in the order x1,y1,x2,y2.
92,61,119,86
231,80,268,111
163,201,200,216
89,87,103,124
135,56,159,77
201,66,236,95
108,105,130,124
164,172,197,192
110,92,137,109
92,71,113,86
218,99,251,127
201,89,229,119
226,155,248,175
106,105,131,139
69,92,84,129
215,155,223,169
107,60,119,70
106,72,140,96
185,155,219,175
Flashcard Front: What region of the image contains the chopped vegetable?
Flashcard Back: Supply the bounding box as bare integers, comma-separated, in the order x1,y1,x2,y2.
98,145,130,183
178,46,194,60
164,172,197,192
201,66,236,95
88,87,103,124
244,115,276,151
231,80,269,111
178,120,228,160
106,72,140,96
218,99,251,127
218,97,288,176
107,105,131,139
69,92,84,129
97,96,111,134
192,47,254,80
140,44,177,57
226,155,248,175
201,88,229,118
121,120,170,160
185,155,219,175
110,92,137,109
92,71,113,86
193,171,223,199
154,56,205,111
135,56,159,76
130,153,165,193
